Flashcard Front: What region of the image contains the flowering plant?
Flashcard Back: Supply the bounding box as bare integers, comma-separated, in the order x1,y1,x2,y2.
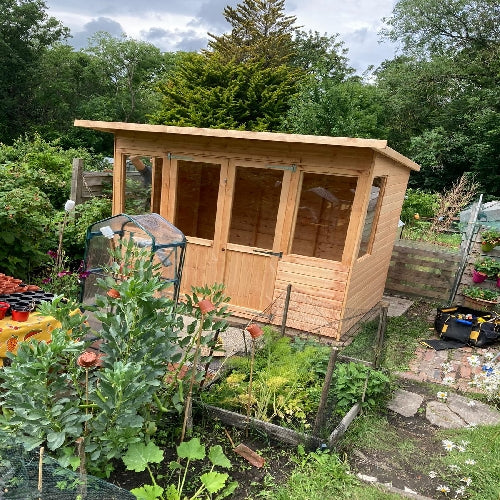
467,352,500,403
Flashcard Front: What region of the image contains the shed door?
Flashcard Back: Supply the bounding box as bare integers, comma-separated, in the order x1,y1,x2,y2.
219,163,290,313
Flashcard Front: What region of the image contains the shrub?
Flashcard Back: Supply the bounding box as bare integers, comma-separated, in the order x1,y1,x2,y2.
400,188,440,225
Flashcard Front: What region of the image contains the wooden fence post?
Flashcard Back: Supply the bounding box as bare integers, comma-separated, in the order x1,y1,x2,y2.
373,301,389,369
70,158,84,205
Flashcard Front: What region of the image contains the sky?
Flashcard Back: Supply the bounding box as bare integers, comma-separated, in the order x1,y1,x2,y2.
43,0,399,74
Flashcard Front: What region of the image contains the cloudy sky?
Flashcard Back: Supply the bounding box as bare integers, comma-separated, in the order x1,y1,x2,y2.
44,0,398,74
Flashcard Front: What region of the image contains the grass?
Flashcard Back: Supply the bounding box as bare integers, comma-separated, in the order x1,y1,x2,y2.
401,225,462,249
258,445,404,500
430,424,500,499
341,302,432,372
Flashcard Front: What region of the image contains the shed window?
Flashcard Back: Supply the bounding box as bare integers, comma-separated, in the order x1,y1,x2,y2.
357,177,386,258
291,173,357,260
228,166,283,249
174,160,220,239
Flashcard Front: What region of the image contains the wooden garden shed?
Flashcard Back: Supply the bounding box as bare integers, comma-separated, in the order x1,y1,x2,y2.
75,120,419,339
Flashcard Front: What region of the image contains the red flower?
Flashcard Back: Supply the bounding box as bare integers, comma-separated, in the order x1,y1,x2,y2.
77,351,99,368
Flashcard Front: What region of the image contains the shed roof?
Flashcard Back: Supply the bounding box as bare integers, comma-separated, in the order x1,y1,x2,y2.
74,120,420,171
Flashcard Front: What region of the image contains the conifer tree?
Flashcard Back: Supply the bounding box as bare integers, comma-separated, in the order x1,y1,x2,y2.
207,0,298,67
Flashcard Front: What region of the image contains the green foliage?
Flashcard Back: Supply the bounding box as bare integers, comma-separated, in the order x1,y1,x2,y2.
123,438,237,500
202,330,331,427
331,362,391,415
207,0,297,67
0,0,69,143
461,286,500,301
259,447,359,499
151,52,301,132
0,240,226,476
473,257,500,278
400,188,440,224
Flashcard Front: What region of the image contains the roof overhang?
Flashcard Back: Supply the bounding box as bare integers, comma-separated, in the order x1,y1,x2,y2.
74,120,420,172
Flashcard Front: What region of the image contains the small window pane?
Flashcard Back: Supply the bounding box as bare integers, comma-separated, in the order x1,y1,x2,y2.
358,177,385,257
228,167,283,249
174,161,220,239
291,173,357,260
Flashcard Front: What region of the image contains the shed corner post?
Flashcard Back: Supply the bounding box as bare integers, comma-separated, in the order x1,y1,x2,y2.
112,151,126,215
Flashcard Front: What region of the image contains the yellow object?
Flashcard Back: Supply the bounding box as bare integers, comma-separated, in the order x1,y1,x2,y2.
0,312,61,364
470,330,479,341
442,324,449,332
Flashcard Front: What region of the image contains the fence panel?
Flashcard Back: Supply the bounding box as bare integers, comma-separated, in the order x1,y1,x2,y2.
385,240,460,300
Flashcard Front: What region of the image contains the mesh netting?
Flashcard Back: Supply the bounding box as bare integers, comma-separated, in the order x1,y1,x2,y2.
0,432,135,500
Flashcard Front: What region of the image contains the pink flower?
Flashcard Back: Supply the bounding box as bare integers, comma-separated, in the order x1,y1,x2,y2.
79,271,91,279
42,278,52,284
57,271,72,277
47,250,58,259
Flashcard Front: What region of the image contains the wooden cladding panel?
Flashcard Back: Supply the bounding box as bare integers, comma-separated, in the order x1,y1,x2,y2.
179,244,215,294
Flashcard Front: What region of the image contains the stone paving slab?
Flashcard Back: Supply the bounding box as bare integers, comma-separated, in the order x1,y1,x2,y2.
446,392,500,426
425,401,467,428
387,389,424,417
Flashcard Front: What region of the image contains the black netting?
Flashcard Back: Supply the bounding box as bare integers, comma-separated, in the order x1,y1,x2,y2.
0,432,134,500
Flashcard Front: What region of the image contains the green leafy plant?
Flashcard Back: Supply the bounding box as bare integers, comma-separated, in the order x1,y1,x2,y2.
480,229,500,247
472,256,500,278
331,362,391,415
122,438,238,500
0,239,226,477
461,286,500,302
201,330,330,428
400,188,440,225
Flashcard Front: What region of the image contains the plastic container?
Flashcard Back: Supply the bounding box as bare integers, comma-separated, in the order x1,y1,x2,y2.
0,301,9,320
11,309,30,322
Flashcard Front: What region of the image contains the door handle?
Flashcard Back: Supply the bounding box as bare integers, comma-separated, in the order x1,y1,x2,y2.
252,249,283,258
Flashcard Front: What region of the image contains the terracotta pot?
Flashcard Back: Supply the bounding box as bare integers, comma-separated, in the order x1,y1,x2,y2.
472,270,487,283
198,299,215,314
463,295,499,312
246,323,264,339
12,309,30,322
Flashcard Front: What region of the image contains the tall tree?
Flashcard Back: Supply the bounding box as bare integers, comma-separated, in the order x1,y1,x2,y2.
151,52,300,131
377,0,500,196
207,0,297,67
0,0,68,143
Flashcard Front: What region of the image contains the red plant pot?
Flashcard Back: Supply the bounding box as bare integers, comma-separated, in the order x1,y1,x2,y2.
472,270,487,283
11,309,30,322
0,302,9,320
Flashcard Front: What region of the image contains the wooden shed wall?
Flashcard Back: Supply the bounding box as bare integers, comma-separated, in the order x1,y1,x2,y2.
108,131,413,338
342,154,410,333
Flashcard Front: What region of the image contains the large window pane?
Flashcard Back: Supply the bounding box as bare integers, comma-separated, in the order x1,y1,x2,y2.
174,161,220,239
228,167,284,249
291,173,357,260
358,177,385,257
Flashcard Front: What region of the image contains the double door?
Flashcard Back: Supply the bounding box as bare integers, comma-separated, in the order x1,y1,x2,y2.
162,156,292,314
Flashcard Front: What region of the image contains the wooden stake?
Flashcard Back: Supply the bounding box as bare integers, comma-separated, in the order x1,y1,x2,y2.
373,302,389,369
38,446,44,499
313,347,338,435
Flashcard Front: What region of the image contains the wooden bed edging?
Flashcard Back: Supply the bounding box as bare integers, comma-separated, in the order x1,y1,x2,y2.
202,403,361,450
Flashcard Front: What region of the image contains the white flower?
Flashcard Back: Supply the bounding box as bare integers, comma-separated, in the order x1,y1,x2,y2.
464,459,476,465
441,362,453,373
100,225,115,239
460,477,472,486
455,485,466,496
483,352,495,360
456,445,466,452
442,440,455,451
437,391,448,402
429,470,437,478
442,376,455,386
448,464,460,472
436,484,450,493
64,199,76,211
467,355,480,367
460,440,469,447
467,400,476,407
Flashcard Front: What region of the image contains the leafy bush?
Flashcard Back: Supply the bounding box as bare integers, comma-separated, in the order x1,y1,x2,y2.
400,188,440,225
331,362,391,415
0,240,225,477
